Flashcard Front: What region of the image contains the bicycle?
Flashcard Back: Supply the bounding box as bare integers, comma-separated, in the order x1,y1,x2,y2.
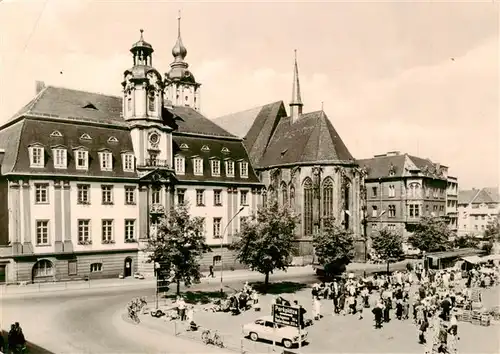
201,329,224,348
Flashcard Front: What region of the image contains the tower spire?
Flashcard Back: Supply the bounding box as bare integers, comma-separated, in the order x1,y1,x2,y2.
172,9,187,62
290,49,303,123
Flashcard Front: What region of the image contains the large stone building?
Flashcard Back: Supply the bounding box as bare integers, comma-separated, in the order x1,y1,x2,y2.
357,152,450,243
458,187,499,236
0,23,262,284
214,52,365,260
446,176,459,232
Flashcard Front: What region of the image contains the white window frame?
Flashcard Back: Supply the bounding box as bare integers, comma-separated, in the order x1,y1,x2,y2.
77,219,91,243
193,158,203,176
213,217,222,238
99,151,113,171
125,186,136,205
35,183,49,204
101,219,114,242
36,220,50,245
29,146,44,168
388,185,395,198
177,189,186,205
174,156,185,175
225,160,235,177
125,219,136,241
77,184,90,204
196,189,205,206
239,161,249,178
75,150,89,170
151,187,161,204
214,190,222,206
123,153,135,172
53,148,67,169
240,190,248,206
211,160,221,177
90,263,102,272
101,185,114,205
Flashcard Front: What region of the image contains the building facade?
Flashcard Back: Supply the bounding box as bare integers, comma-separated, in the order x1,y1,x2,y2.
446,176,459,232
215,53,365,261
0,23,261,284
357,152,449,246
458,187,499,236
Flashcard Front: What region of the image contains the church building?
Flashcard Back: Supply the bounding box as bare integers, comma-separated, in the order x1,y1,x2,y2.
214,52,366,260
0,19,261,284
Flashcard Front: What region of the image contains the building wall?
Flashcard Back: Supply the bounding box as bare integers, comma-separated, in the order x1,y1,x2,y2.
458,202,499,236
0,177,8,246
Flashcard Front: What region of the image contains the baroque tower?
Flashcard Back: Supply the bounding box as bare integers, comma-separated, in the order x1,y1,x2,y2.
164,12,201,111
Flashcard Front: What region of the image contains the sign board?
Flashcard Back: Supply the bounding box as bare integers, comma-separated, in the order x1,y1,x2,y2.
273,304,300,328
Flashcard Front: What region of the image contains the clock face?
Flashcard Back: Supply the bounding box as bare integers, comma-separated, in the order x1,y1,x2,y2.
149,133,160,144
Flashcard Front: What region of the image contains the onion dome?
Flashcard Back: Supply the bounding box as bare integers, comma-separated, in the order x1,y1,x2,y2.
130,29,154,54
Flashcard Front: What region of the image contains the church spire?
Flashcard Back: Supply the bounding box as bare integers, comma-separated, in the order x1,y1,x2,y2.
290,49,303,123
172,10,187,62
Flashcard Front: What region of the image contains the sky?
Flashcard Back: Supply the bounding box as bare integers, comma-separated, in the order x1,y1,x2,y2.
0,0,498,190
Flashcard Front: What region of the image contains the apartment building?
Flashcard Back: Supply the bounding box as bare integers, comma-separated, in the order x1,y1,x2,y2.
458,187,499,236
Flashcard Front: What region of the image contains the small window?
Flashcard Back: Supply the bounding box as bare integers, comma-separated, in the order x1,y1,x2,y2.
196,189,205,206
372,186,378,198
77,184,91,204
90,263,102,272
123,153,135,172
239,161,248,178
211,160,221,176
221,147,230,154
78,219,91,244
175,156,185,175
83,102,97,110
151,187,161,204
33,260,54,277
148,92,156,111
225,160,235,177
99,151,113,171
125,219,136,241
213,255,221,263
68,260,77,276
240,190,248,206
180,143,189,150
101,219,114,242
127,97,132,111
372,206,378,217
36,220,50,245
35,184,49,204
213,217,222,238
80,133,92,141
101,185,113,205
193,158,203,176
214,190,222,206
388,185,395,198
201,145,210,152
50,130,63,138
177,189,186,205
29,146,45,168
75,150,89,170
53,148,67,169
125,186,136,205
108,136,119,143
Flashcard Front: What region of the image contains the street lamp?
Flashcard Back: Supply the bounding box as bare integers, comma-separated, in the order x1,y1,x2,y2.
220,206,245,294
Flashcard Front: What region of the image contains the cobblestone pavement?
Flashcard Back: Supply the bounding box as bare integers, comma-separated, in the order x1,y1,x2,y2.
151,284,500,354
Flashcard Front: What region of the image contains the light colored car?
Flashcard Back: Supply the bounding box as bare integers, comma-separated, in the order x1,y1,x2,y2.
134,272,145,279
242,316,307,349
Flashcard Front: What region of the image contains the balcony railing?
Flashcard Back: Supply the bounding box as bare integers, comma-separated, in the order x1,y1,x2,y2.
138,159,171,169
150,204,165,214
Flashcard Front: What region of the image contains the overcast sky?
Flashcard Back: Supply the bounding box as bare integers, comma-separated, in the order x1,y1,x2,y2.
0,0,498,189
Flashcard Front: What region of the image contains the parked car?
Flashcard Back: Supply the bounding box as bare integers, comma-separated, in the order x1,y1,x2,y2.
242,316,307,349
134,272,145,279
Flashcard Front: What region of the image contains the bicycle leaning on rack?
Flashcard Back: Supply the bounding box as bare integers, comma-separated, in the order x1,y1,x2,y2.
201,329,224,348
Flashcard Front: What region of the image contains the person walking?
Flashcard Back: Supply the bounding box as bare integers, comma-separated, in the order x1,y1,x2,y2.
448,311,459,354
372,302,384,329
208,265,215,278
313,296,321,320
176,297,187,321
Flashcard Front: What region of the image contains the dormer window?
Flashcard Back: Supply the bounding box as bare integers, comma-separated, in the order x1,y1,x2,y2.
193,157,203,176
99,151,113,171
174,156,185,175
201,145,210,152
225,160,235,177
29,145,44,168
240,161,249,178
108,136,119,144
80,133,92,141
75,149,89,170
180,143,189,150
83,102,97,110
53,147,67,169
221,147,230,154
211,160,221,177
122,153,135,172
50,130,63,138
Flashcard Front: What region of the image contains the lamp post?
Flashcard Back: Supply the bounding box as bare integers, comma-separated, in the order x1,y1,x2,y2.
220,206,245,294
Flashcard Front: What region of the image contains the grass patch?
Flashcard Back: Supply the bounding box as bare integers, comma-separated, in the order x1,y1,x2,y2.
163,290,227,304
249,281,308,295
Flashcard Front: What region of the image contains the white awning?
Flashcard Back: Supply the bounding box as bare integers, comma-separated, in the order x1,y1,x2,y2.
461,256,482,264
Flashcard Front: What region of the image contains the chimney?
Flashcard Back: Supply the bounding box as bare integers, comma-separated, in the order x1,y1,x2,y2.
386,151,400,156
35,81,46,95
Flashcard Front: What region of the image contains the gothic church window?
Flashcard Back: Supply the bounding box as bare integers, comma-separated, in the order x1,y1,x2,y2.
303,178,313,236
322,178,334,218
281,182,288,207
289,186,295,210
262,188,267,208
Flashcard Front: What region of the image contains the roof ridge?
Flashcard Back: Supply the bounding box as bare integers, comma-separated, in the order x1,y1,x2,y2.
215,100,283,120
45,85,122,99
469,188,483,205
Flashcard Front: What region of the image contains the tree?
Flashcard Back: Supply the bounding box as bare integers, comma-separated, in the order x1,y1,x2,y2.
452,233,479,249
408,216,451,253
144,203,210,295
483,213,499,255
231,200,297,288
371,227,404,273
312,218,356,277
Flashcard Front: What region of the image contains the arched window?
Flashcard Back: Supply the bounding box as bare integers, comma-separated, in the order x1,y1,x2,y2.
281,182,288,207
322,178,334,218
289,185,295,210
303,178,313,236
33,259,54,277
268,187,275,202
262,188,267,208
148,91,156,111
